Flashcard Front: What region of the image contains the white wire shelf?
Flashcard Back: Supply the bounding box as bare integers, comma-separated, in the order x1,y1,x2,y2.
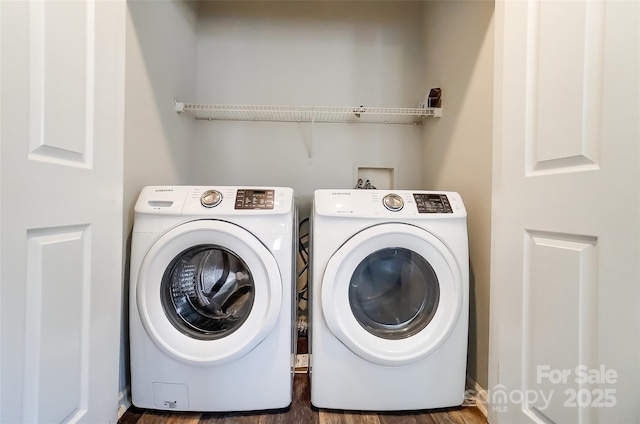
175,102,442,125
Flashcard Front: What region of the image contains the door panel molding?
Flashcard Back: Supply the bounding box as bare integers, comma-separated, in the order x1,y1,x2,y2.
24,225,91,423
522,230,597,424
28,0,95,169
525,0,604,176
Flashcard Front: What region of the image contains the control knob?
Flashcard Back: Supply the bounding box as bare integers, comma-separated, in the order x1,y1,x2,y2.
382,193,404,211
200,190,223,208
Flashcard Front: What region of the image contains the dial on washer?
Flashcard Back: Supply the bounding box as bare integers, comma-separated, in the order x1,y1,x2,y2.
200,190,223,208
382,193,404,211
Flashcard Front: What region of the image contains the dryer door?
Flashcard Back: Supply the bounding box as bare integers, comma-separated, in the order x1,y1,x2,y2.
136,220,282,365
321,223,463,366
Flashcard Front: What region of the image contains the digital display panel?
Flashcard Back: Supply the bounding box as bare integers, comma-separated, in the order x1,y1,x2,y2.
235,189,275,210
413,193,453,213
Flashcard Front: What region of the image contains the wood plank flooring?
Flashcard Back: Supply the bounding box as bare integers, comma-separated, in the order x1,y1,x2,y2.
118,374,487,424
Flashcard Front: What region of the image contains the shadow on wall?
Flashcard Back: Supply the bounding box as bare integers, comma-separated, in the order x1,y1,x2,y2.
119,231,134,407
121,0,200,407
467,260,478,380
422,0,495,390
423,1,494,183
125,0,197,189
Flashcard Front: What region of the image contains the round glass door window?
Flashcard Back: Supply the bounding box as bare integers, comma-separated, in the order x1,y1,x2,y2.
160,244,254,340
349,247,439,340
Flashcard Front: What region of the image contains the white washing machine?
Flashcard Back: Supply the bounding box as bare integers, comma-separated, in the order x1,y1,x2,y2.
310,189,468,411
129,186,296,412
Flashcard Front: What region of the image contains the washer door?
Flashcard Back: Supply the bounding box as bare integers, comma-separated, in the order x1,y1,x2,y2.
321,223,463,366
137,220,282,366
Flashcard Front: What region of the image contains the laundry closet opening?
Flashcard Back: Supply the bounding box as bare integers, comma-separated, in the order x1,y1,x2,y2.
123,0,494,414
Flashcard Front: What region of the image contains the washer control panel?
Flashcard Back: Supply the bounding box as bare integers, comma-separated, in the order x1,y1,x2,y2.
413,193,453,213
134,186,293,217
234,189,275,210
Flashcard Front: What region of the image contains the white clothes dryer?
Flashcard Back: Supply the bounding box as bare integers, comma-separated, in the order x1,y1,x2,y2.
310,189,468,411
129,186,296,412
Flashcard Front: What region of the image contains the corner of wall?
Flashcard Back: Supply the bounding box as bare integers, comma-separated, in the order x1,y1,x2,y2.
422,0,495,390
466,374,489,418
117,387,132,419
120,0,199,408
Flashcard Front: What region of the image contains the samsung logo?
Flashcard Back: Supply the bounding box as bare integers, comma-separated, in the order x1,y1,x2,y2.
155,189,173,192
331,192,351,196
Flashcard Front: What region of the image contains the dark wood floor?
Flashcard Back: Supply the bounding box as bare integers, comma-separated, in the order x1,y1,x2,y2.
118,373,487,424
120,337,486,424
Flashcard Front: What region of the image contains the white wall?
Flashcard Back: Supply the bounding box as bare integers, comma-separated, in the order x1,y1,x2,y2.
422,1,495,389
192,1,427,217
120,0,198,410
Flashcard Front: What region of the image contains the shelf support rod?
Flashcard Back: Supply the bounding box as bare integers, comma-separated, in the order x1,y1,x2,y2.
307,112,314,164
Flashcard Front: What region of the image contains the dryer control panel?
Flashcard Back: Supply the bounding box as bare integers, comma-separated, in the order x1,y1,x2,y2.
314,189,466,218
413,193,453,213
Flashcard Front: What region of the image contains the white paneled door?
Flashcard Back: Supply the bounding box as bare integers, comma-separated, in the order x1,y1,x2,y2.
1,1,125,423
490,1,639,423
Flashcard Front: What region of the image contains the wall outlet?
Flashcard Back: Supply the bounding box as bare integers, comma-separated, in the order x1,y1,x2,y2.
295,354,309,373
